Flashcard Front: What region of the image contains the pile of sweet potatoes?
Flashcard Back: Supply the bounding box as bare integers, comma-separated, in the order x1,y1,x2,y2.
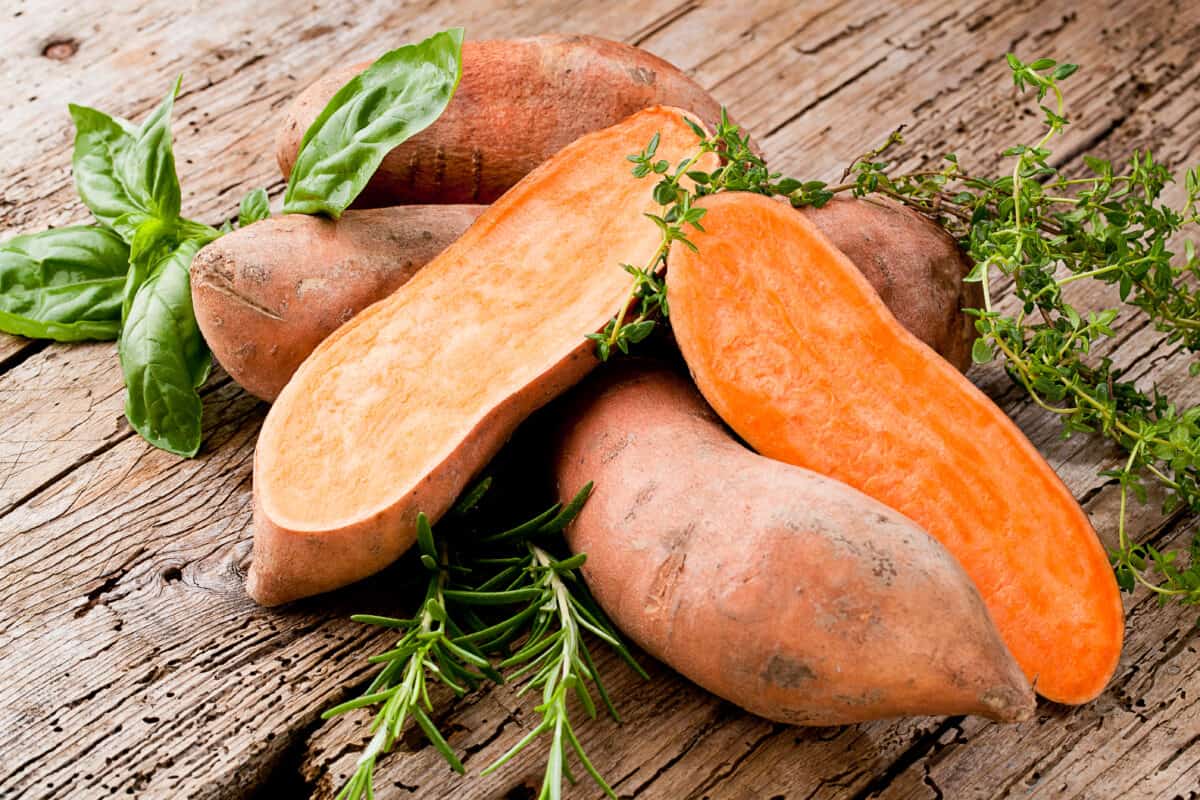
194,33,1123,725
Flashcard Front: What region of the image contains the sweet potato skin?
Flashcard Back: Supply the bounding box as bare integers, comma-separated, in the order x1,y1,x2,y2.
801,197,982,372
191,206,483,402
666,192,1124,705
276,36,724,205
249,107,719,606
555,364,1034,725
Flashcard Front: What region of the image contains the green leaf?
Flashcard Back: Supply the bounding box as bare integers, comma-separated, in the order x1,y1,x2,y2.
971,337,994,364
123,76,183,221
1029,57,1057,71
69,77,183,239
0,226,130,341
123,217,178,322
1052,63,1079,81
238,187,271,227
283,28,464,217
119,237,210,457
68,104,139,234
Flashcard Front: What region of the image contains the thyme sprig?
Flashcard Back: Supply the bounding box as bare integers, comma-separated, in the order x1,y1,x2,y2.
608,56,1200,603
328,481,643,799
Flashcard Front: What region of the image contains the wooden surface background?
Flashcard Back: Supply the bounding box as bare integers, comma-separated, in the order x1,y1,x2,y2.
2,0,1199,797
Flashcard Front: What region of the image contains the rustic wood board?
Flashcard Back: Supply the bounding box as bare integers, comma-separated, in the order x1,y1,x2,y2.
1,0,1198,798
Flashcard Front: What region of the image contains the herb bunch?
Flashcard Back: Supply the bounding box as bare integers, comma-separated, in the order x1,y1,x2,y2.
328,481,643,800
608,56,1200,603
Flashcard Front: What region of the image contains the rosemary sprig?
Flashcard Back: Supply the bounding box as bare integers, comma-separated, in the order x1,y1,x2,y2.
479,540,644,800
327,481,644,798
324,513,495,799
609,56,1200,603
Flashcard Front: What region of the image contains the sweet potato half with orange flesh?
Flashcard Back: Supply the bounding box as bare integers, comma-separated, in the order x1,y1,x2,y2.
667,192,1124,705
555,363,1035,724
277,36,725,205
191,206,484,402
248,107,717,606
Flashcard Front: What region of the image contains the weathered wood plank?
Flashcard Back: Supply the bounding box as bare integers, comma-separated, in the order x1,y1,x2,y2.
1,0,1198,798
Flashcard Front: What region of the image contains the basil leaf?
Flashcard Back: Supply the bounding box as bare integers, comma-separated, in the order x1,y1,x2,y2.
123,217,177,322
68,104,139,234
0,226,130,341
283,28,464,218
120,237,211,457
238,187,270,227
121,76,183,221
69,77,183,240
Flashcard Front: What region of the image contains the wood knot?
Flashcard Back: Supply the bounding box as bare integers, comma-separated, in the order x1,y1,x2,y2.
42,37,78,60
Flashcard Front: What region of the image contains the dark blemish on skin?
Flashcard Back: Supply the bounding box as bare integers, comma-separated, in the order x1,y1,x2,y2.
42,38,78,60
763,655,816,688
627,66,655,85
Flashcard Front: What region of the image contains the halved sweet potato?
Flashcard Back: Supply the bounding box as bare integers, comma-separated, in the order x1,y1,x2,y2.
191,206,483,401
276,35,725,205
248,106,717,606
555,363,1034,724
666,192,1124,705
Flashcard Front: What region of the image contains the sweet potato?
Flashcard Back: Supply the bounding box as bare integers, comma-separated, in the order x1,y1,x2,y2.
801,197,981,372
248,106,718,606
191,206,483,401
666,192,1124,705
276,36,724,205
554,363,1034,724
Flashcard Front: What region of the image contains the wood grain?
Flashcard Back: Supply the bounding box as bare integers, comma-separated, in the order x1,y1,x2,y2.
1,0,1198,798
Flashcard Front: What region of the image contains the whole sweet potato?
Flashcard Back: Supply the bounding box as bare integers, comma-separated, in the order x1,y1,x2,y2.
191,206,483,401
801,197,982,372
276,35,724,205
554,363,1034,725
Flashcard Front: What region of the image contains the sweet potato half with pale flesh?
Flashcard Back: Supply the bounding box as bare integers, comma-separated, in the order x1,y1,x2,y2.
667,192,1124,705
191,206,483,401
248,107,718,606
555,363,1035,724
276,35,725,205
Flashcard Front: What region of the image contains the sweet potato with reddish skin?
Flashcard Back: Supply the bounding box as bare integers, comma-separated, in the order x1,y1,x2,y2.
802,197,982,372
191,206,483,402
249,107,718,606
667,192,1124,705
276,36,725,205
554,363,1034,724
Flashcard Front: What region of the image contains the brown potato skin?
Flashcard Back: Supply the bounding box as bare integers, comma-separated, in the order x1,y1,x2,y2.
554,364,1034,725
191,206,483,401
801,197,982,372
275,36,724,205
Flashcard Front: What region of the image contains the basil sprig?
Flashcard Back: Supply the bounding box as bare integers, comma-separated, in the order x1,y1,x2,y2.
282,27,464,217
0,226,130,341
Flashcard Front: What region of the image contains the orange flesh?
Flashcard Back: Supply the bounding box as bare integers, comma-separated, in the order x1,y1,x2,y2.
257,107,712,533
667,192,1124,704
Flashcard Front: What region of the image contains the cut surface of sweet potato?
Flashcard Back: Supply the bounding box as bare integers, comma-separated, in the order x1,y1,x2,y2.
667,192,1124,705
249,106,715,606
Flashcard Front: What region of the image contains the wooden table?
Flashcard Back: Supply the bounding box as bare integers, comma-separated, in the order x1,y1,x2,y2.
2,1,1198,797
